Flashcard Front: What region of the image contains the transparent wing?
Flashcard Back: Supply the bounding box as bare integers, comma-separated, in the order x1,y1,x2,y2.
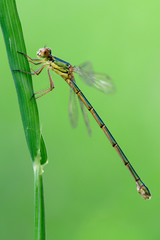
74,62,94,86
74,62,114,94
92,73,114,94
69,77,91,135
68,82,79,128
78,97,92,136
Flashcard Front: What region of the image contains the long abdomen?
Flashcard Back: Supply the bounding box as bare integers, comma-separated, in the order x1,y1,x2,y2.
64,77,151,200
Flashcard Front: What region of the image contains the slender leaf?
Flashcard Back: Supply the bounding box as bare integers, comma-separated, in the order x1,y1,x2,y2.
0,0,47,163
0,1,47,239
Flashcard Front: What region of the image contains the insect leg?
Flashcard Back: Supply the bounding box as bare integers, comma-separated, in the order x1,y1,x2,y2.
13,63,47,76
29,60,43,65
31,67,55,99
17,51,40,61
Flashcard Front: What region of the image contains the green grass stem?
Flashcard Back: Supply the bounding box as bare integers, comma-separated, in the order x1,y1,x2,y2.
0,1,47,239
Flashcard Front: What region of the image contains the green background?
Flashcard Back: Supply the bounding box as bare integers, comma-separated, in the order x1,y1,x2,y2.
0,0,159,239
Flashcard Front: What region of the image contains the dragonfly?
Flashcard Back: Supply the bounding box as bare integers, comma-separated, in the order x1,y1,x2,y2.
13,47,151,200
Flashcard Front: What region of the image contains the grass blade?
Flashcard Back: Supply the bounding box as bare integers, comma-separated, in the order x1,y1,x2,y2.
0,1,47,239
0,0,47,163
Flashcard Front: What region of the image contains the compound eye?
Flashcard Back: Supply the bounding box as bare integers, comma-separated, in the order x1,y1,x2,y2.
37,47,51,58
45,48,51,55
42,48,51,57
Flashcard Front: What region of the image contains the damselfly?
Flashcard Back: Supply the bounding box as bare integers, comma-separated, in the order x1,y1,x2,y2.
13,47,151,200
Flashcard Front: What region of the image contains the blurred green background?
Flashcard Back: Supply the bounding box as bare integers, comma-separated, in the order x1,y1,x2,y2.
0,0,159,239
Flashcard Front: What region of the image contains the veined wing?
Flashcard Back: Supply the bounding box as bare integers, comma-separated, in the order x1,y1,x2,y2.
78,97,91,136
69,77,91,135
74,62,94,86
68,82,79,128
73,62,114,94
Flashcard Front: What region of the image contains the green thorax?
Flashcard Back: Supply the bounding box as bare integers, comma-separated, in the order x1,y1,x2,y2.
53,56,70,73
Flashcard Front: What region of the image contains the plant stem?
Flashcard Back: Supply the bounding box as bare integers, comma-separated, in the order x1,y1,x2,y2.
34,160,45,240
0,1,47,239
